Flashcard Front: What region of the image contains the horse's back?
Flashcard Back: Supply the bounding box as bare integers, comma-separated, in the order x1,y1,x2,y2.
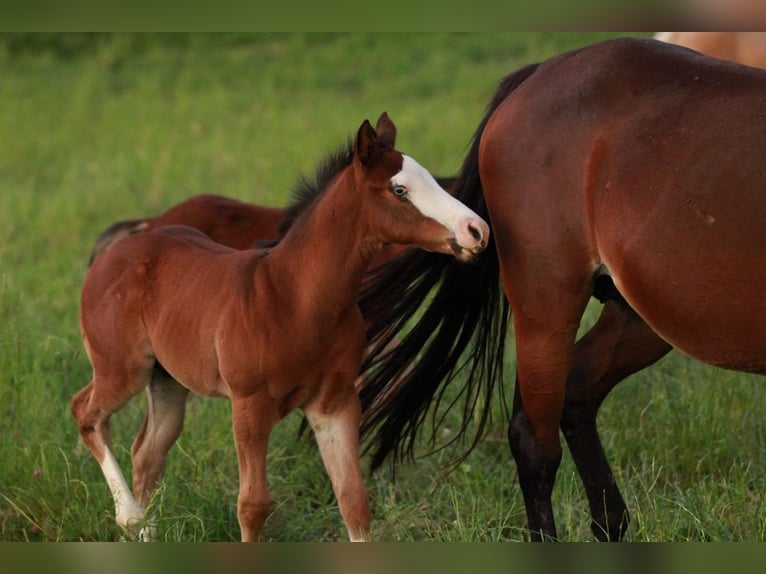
150,194,283,249
83,225,243,323
492,36,766,127
89,224,235,269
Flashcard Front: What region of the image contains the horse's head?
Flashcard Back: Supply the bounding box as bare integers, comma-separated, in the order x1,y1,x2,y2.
353,112,489,262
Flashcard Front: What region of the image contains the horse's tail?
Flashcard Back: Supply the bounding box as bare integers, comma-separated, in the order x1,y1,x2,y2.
88,218,148,266
358,62,541,471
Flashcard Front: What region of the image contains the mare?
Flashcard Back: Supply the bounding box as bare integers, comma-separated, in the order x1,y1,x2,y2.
70,113,489,541
357,37,766,541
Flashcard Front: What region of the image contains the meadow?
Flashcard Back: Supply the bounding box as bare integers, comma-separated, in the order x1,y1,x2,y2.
2,32,766,542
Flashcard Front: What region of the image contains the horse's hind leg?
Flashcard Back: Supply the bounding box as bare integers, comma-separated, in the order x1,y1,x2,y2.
130,371,190,524
71,373,149,536
561,300,671,541
305,385,370,542
502,264,592,541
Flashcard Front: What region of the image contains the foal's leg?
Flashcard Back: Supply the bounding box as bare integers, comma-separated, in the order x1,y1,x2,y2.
71,372,149,536
304,385,370,542
230,392,276,542
561,300,671,541
131,373,190,515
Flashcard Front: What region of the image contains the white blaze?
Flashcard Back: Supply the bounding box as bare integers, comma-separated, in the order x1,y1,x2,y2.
391,155,486,248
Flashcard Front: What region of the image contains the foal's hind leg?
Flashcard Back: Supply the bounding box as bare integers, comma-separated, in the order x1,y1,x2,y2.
561,300,671,541
305,385,370,542
71,372,150,536
131,372,190,516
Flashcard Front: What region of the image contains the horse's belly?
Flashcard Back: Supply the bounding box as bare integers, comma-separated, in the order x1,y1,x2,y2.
591,137,766,372
603,245,766,374
152,341,231,397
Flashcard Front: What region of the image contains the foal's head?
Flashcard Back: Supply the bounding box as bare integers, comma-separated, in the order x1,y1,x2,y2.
352,113,489,261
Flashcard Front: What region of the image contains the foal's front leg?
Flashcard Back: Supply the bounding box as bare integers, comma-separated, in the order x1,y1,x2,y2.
305,385,370,542
230,392,277,542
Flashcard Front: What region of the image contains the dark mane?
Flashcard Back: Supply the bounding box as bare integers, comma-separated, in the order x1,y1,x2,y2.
277,139,355,238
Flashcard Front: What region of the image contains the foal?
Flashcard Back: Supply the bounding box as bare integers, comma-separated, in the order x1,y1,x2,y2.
71,113,489,541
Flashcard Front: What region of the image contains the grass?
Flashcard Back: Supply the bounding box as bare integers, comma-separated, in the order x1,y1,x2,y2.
3,32,766,542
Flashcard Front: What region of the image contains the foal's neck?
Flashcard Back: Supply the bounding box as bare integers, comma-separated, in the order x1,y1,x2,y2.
263,170,380,319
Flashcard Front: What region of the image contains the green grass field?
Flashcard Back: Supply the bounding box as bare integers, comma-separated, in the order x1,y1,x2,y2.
2,32,766,542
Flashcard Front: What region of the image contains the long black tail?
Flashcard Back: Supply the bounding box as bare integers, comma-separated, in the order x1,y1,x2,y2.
358,62,540,471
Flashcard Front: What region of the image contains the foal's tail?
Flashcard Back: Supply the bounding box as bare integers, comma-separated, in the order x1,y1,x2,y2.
88,219,148,266
358,62,540,471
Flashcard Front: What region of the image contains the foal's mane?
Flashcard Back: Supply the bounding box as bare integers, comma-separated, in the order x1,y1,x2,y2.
276,140,355,239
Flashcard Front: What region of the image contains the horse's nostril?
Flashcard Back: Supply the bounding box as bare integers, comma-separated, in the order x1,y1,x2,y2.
468,223,482,242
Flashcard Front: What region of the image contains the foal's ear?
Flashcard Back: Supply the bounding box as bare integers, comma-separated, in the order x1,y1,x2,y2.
375,112,396,149
355,119,379,167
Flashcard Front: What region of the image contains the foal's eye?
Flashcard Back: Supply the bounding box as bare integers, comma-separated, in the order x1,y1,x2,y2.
392,184,408,198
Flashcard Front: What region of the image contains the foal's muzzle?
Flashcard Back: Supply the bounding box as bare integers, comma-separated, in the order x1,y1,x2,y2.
450,216,489,260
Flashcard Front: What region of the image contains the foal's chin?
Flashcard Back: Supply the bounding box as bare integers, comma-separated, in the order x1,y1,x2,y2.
446,239,484,263
420,238,484,262
455,249,482,263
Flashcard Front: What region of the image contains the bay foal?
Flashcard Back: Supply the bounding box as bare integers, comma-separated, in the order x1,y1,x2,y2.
71,113,489,541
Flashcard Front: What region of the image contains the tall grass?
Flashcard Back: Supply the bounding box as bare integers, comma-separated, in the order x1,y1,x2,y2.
3,33,765,542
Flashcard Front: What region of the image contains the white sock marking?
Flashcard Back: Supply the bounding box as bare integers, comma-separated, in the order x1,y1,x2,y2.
99,448,145,532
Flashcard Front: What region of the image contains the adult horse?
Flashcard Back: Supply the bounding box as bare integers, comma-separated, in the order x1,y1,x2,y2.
357,36,766,541
70,113,488,541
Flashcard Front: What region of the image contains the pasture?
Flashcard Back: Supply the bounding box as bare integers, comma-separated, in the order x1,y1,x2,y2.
2,32,766,542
